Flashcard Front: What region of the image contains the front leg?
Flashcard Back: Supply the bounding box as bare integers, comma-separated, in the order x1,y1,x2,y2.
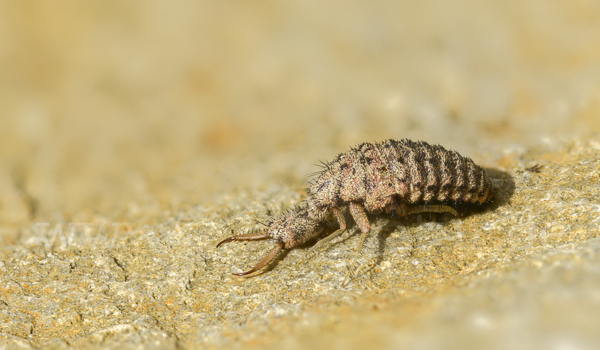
298,207,347,265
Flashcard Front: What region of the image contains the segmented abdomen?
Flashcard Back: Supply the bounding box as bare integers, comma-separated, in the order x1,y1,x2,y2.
309,139,494,212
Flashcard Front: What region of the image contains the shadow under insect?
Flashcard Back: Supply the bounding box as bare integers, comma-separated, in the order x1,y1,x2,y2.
361,167,515,277
483,167,516,210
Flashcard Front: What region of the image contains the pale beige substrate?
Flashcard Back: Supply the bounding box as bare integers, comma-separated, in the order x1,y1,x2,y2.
1,137,599,349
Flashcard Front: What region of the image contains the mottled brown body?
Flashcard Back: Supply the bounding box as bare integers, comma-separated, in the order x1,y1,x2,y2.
217,139,495,276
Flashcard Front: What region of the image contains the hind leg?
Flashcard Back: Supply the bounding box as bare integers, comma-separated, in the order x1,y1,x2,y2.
392,203,458,217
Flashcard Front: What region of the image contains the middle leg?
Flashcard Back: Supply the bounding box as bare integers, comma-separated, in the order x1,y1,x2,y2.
343,202,373,284
349,202,371,254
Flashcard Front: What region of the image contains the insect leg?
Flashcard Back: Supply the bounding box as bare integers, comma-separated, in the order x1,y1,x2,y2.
344,202,372,284
403,204,458,217
349,202,370,233
233,243,283,276
349,202,371,253
333,207,347,230
297,207,347,265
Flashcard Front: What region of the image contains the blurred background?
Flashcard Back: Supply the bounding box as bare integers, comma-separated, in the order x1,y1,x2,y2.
1,0,599,235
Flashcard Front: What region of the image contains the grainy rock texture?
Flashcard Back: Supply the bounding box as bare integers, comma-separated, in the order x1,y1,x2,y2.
1,1,600,349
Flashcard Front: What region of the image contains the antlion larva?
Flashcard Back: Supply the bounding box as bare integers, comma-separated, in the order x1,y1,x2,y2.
217,139,495,276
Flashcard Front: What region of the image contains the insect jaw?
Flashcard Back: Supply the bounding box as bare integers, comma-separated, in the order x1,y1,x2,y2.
231,243,283,276
216,236,237,248
215,231,270,249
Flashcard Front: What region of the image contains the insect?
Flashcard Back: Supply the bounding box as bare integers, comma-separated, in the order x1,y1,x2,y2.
525,164,542,173
217,139,495,276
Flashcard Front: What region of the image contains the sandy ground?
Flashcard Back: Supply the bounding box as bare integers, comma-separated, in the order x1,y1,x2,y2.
1,1,600,349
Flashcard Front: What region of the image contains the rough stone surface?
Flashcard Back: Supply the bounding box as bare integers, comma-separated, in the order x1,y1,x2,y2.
1,1,600,349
